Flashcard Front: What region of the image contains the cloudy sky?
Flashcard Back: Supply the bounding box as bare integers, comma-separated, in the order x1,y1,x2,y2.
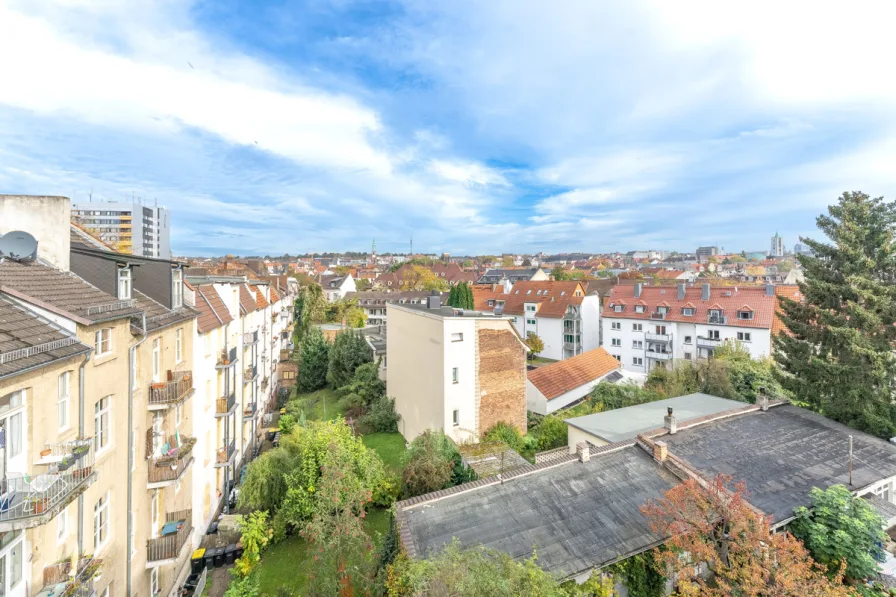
1,0,894,256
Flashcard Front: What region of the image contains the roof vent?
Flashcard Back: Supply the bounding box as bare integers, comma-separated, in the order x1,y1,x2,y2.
0,230,38,261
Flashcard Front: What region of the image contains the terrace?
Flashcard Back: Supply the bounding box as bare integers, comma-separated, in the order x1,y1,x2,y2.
148,370,194,410
146,510,192,568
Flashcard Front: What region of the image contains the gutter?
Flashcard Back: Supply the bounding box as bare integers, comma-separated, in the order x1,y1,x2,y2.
127,313,148,597
77,350,92,557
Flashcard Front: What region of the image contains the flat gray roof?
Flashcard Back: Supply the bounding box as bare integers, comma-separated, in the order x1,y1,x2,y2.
565,393,744,443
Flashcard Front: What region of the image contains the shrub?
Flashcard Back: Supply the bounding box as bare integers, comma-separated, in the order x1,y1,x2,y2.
278,414,296,434
359,395,401,433
401,430,474,498
327,329,373,389
536,415,568,451
482,421,527,453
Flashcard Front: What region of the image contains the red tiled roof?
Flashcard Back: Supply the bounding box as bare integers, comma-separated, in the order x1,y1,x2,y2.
250,285,270,310
270,286,281,304
471,284,508,311
195,285,233,333
502,281,586,318
527,348,621,401
239,285,257,314
772,284,802,336
602,284,776,329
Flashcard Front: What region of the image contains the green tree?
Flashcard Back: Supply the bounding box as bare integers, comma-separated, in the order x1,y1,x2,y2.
295,283,327,340
355,278,373,291
774,191,896,437
344,305,367,328
535,415,567,451
297,327,330,392
234,511,272,577
462,259,474,268
327,329,373,389
448,282,475,309
401,430,474,498
338,361,386,409
522,258,532,266
526,333,545,358
551,266,569,281
447,284,459,308
501,256,515,268
791,485,886,582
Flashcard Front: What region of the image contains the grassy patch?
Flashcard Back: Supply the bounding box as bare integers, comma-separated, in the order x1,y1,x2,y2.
289,387,345,421
527,356,558,368
361,432,408,472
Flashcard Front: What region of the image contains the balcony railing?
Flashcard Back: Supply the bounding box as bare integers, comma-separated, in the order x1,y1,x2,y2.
216,347,238,369
261,377,269,390
214,441,236,468
243,402,257,420
148,371,194,409
41,556,101,597
215,393,236,417
243,330,258,345
696,336,722,348
243,365,257,383
147,436,196,487
563,340,580,351
0,439,96,530
146,510,192,567
708,314,728,325
646,350,673,360
649,311,667,320
645,332,671,343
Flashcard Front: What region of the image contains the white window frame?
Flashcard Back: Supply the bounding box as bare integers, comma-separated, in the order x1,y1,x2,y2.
633,357,644,366
613,305,623,312
94,491,110,551
683,308,695,316
737,332,752,342
635,305,645,313
152,339,161,383
450,333,463,342
172,269,184,309
94,397,111,454
57,507,68,544
95,328,112,356
708,329,721,340
451,367,459,384
452,409,459,427
633,340,643,349
611,338,621,347
632,323,642,332
611,322,621,330
151,491,159,537
684,335,693,344
175,328,183,363
175,402,182,426
58,371,70,431
150,566,159,597
117,267,132,300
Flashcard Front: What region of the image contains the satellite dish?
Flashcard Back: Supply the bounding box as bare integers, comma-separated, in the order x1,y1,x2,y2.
0,231,38,261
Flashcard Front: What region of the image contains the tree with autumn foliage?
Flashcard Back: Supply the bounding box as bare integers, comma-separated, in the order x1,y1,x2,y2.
641,475,855,597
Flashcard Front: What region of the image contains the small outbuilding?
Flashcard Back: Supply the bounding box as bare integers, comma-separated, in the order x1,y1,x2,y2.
526,347,624,415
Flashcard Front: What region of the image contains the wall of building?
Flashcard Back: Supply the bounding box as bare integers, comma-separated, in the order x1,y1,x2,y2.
581,296,601,352
440,318,477,443
535,317,563,360
475,324,527,436
566,426,609,453
0,195,71,270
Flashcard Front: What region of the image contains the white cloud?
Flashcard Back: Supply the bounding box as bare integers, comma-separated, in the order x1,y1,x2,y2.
428,160,509,187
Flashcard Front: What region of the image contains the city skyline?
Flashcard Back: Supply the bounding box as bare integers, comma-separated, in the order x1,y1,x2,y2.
1,1,893,256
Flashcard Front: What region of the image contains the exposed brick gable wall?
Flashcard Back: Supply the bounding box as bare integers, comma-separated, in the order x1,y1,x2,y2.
476,327,527,436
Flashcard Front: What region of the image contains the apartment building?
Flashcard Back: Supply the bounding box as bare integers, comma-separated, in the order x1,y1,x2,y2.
343,291,446,327
601,282,776,374
502,281,601,361
72,201,171,259
476,268,547,285
386,296,528,443
319,275,355,302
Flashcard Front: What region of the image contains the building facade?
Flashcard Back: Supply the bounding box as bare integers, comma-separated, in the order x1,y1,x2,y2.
770,232,784,257
72,202,171,259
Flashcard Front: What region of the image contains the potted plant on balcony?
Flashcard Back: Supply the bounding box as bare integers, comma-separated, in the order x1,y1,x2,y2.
151,381,166,390
31,496,50,514
57,455,75,471
73,465,93,482
72,443,89,460
40,447,53,458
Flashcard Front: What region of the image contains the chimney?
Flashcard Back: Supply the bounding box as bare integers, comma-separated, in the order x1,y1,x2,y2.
664,407,677,434
576,442,591,463
757,387,769,411
677,283,686,300
765,284,775,296
634,283,642,298
701,283,710,301
427,290,441,310
653,441,668,462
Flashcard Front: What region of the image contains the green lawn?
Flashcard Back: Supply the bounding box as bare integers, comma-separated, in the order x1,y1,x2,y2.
527,356,558,368
288,387,346,421
362,432,408,471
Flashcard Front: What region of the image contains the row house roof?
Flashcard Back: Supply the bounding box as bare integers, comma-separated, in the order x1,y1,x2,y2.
527,348,621,401
194,284,233,333
502,281,586,318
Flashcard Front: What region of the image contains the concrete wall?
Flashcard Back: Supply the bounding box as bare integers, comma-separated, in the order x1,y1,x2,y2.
0,195,71,270
566,425,609,454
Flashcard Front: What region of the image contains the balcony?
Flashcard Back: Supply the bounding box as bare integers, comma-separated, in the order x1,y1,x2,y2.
215,392,236,417
243,402,257,420
708,314,728,325
243,330,258,346
645,332,671,343
697,336,722,348
243,365,258,383
279,309,288,319
0,440,97,531
649,311,667,320
39,556,101,597
214,441,237,468
146,510,192,568
147,435,196,489
261,377,269,390
216,347,238,369
148,371,194,410
646,349,673,361
563,338,580,351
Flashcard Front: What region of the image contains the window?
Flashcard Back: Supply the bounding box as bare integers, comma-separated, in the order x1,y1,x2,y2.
684,335,692,344
450,333,463,342
613,305,623,312
526,319,536,326
117,268,131,300
874,483,892,503
611,338,621,347
682,308,695,316
57,508,68,543
9,540,21,588
7,413,21,458
175,328,183,363
282,370,296,380
151,339,160,383
632,357,644,366
708,329,720,340
737,310,754,320
526,304,536,312
633,340,643,349
737,332,752,342
684,352,692,360
613,354,621,361
94,397,111,453
150,567,159,596
452,409,459,426
58,371,70,430
151,491,159,535
451,368,459,384
632,323,642,332
611,322,621,330
175,402,183,426
95,328,112,356
94,492,110,550
172,270,184,309
635,305,645,313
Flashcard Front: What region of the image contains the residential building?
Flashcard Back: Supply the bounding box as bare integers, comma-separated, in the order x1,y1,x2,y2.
319,274,356,301
770,232,784,257
502,281,601,361
343,291,448,327
396,397,896,584
695,246,718,261
386,296,528,443
601,283,777,374
526,348,623,415
476,268,548,285
376,263,477,289
793,242,814,256
72,201,171,259
470,284,509,314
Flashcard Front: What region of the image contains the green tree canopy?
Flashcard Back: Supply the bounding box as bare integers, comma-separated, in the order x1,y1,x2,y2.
774,191,896,437
327,329,373,389
297,327,330,392
294,283,327,339
525,333,545,357
448,282,475,309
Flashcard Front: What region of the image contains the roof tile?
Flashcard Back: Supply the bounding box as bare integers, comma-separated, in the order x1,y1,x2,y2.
528,348,621,400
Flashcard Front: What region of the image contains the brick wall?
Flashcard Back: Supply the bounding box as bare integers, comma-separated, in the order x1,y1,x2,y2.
476,327,527,435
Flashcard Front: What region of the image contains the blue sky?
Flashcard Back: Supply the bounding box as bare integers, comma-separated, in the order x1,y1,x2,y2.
1,1,894,256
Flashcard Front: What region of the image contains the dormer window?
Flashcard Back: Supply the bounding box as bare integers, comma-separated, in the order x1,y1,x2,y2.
682,307,695,316
657,306,669,315
526,290,532,295
117,267,132,300
737,310,754,320
614,305,624,313
635,305,645,313
171,269,183,308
